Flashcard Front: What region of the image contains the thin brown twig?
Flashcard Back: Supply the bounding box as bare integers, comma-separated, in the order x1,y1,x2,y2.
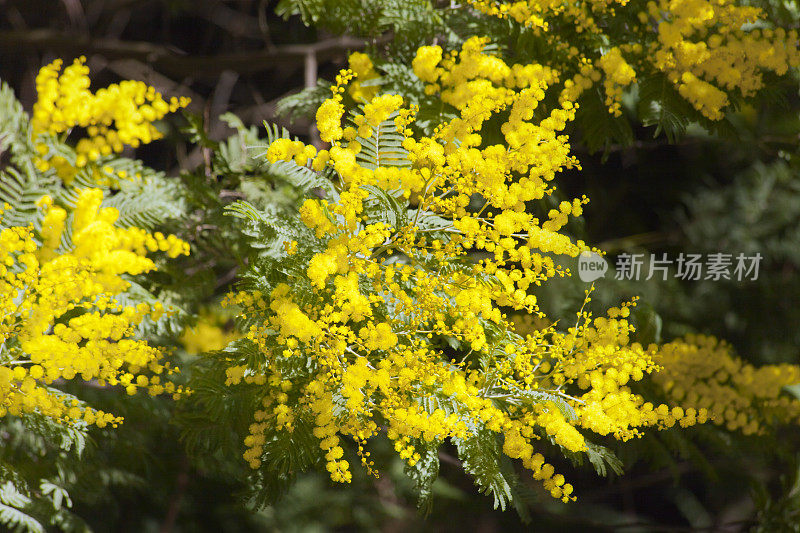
159,457,190,533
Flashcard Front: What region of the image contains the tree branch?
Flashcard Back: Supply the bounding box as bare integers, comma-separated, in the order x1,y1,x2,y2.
0,29,374,78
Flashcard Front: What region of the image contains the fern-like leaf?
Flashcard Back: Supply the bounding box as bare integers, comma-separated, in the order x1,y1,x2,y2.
0,80,34,160
584,441,624,477
104,175,186,230
276,80,333,123
351,109,410,170
249,122,337,197
0,482,42,533
404,441,440,515
637,74,693,143
577,86,634,156
453,427,513,510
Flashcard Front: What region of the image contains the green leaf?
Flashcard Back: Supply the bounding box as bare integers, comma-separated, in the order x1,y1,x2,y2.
225,200,315,258
585,441,624,477
276,80,333,122
0,79,36,161
351,108,410,170
453,427,513,510
0,482,30,508
637,74,693,143
103,172,187,230
249,122,337,198
517,389,578,422
784,384,800,400
577,86,634,157
0,482,43,533
404,442,440,515
361,184,408,229
39,482,71,511
0,504,43,533
249,418,322,508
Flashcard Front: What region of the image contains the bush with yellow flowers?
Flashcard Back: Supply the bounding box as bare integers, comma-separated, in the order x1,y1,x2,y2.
31,57,189,181
0,59,193,531
1,189,187,425
202,49,800,510
2,0,800,530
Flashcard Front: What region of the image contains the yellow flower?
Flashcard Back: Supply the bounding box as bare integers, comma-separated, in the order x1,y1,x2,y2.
348,52,381,101
31,57,189,184
0,189,190,426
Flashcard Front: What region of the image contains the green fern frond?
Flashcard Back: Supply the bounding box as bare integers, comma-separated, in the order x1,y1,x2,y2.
178,358,260,460
453,427,513,511
584,441,624,477
0,503,43,533
0,167,50,228
377,0,443,44
249,122,337,197
252,418,321,505
0,83,57,228
276,81,333,123
404,441,440,515
19,411,89,457
350,108,410,170
104,176,186,230
261,122,294,146
275,0,382,36
38,482,71,512
274,0,327,26
376,62,428,105
408,207,455,241
360,184,408,229
0,482,30,509
637,74,694,144
577,86,634,156
216,113,270,174
0,482,43,533
225,199,305,256
0,80,35,160
113,280,186,336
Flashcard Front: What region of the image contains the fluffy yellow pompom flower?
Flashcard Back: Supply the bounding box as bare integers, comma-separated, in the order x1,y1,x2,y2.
467,0,800,121
348,52,381,101
0,189,190,427
31,57,189,183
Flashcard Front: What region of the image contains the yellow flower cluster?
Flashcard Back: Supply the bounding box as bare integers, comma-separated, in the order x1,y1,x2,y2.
224,50,709,501
266,139,318,168
466,0,800,119
467,0,555,30
347,52,380,102
652,335,800,435
413,37,560,112
31,57,189,181
597,47,636,117
315,70,356,144
0,189,189,427
223,34,800,504
216,20,800,503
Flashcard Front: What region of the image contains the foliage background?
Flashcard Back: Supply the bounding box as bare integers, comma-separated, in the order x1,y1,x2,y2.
1,0,800,531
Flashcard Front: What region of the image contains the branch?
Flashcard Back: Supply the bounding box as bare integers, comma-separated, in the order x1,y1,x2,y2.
0,29,375,78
